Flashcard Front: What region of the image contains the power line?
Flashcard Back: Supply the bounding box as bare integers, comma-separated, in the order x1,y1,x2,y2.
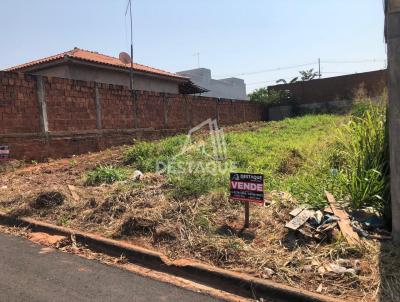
322,71,355,74
246,68,384,87
246,80,274,86
215,61,317,78
216,58,386,79
322,59,386,64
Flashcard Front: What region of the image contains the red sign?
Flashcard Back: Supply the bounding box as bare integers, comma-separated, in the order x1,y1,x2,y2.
230,173,264,204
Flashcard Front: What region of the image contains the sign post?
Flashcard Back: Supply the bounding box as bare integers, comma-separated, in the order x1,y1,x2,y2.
230,173,264,228
244,201,250,228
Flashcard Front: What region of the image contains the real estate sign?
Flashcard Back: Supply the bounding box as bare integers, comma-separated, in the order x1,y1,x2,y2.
230,173,264,204
0,146,9,161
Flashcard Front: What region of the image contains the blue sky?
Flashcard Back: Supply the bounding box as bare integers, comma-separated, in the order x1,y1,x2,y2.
0,0,386,92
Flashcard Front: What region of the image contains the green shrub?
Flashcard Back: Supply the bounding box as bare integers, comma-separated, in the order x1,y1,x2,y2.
248,87,293,105
85,165,128,186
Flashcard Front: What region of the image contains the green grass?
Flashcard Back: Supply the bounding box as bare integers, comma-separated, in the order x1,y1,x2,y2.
85,165,128,186
225,115,346,207
124,114,347,207
124,135,187,172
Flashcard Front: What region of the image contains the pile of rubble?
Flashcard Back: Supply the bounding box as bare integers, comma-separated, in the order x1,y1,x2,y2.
285,191,391,244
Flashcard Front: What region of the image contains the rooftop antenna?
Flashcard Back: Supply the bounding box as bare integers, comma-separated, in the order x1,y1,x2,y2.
125,0,134,90
193,52,200,68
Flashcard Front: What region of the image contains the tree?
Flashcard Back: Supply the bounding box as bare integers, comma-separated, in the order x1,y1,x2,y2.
248,87,292,105
275,70,316,85
276,77,299,84
299,68,318,81
248,87,269,102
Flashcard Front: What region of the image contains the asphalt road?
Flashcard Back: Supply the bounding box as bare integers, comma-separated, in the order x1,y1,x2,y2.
0,232,221,302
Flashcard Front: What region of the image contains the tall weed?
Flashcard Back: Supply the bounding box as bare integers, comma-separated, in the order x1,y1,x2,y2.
332,97,390,218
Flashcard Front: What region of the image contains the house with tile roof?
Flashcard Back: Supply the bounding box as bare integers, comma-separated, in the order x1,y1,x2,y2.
5,48,206,94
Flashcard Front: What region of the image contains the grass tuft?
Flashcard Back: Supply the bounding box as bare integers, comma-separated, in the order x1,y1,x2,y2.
85,165,128,186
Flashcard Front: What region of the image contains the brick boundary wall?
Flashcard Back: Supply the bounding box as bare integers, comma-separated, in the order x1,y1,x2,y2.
268,69,387,104
0,72,266,160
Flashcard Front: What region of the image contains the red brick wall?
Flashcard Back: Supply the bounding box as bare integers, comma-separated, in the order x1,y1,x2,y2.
190,96,217,126
45,77,97,131
0,71,266,160
100,84,135,129
137,91,165,129
165,94,190,129
0,72,41,134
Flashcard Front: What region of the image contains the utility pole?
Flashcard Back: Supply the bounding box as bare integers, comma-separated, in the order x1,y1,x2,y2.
385,0,400,243
126,0,134,90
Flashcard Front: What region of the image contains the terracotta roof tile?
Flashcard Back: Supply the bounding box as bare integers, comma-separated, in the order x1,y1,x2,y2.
5,48,187,80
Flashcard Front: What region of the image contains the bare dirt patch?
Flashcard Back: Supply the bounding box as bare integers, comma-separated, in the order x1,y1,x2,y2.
28,232,67,246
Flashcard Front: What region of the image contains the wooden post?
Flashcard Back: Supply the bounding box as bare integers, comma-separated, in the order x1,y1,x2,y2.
386,0,400,243
244,201,250,228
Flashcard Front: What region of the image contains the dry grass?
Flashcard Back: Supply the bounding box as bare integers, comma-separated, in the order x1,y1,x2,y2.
0,167,383,301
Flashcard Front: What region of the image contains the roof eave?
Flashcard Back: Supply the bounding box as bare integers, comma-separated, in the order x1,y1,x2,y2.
6,56,189,83
64,57,188,82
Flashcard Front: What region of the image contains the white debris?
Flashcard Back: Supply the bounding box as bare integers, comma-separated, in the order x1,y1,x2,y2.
132,170,143,181
329,264,348,274
314,210,323,224
262,267,275,278
327,263,359,275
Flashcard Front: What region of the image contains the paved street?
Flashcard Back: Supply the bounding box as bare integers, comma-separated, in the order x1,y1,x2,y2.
0,232,221,302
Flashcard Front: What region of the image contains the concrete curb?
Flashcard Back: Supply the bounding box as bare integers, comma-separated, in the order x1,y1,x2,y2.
0,211,345,302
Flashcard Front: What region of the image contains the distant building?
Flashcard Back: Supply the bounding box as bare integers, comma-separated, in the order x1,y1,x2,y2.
5,48,206,95
177,68,248,100
267,69,387,103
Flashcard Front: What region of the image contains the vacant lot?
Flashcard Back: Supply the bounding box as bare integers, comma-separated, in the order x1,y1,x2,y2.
0,114,392,301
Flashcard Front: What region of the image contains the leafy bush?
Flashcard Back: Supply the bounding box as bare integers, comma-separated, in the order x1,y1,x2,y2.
248,87,293,105
85,165,128,186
